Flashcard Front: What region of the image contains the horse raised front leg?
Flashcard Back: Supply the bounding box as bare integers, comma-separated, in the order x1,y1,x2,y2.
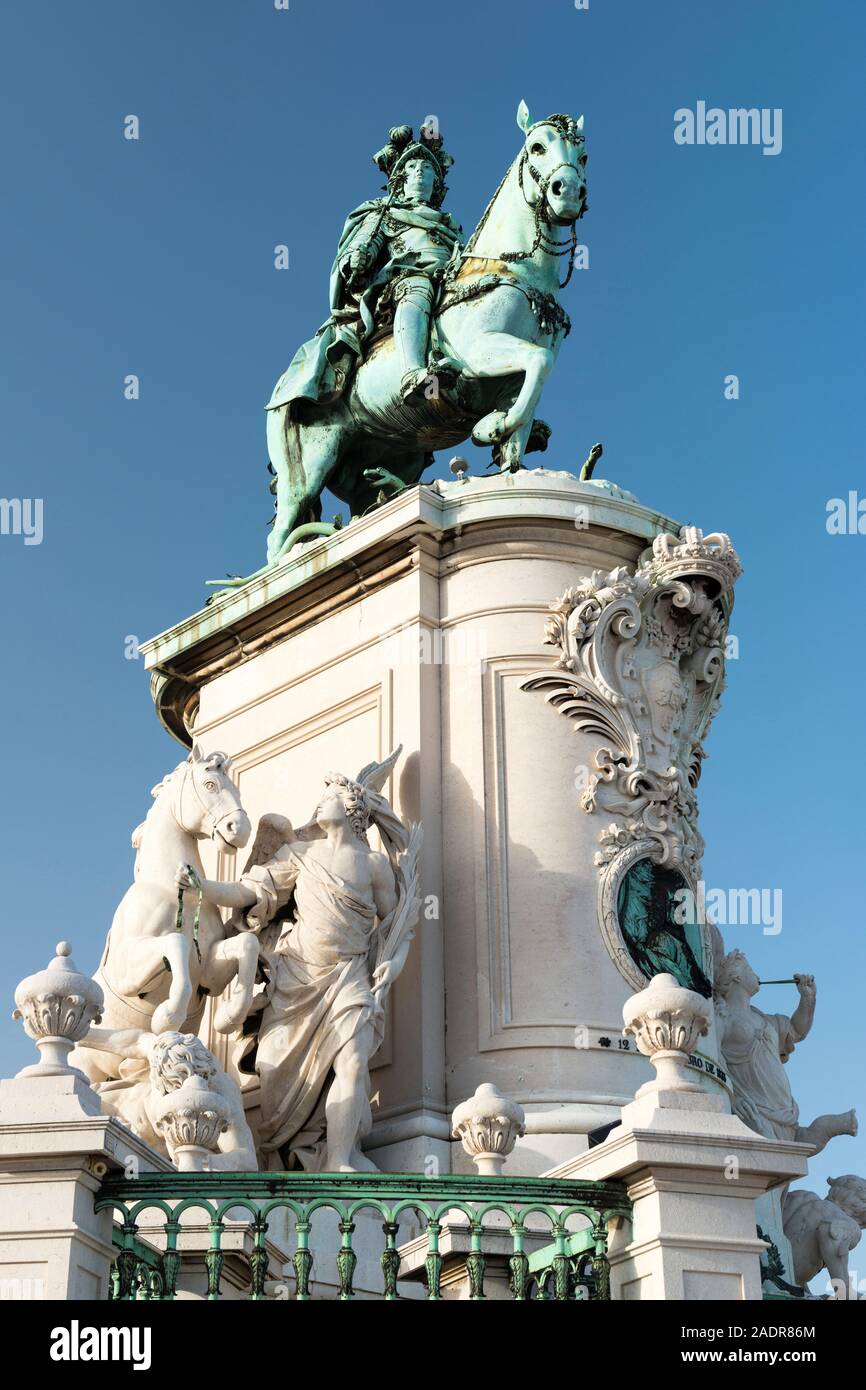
202,933,260,1033
110,933,193,1035
458,332,554,452
496,417,536,474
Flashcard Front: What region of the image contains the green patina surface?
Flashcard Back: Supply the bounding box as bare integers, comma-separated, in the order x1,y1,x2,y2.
259,104,589,568
98,1170,630,1302
617,858,712,996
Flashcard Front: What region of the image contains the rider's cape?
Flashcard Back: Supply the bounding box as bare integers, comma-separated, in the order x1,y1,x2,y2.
265,198,460,414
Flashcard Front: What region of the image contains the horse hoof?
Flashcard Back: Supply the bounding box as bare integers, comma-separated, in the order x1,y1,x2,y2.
151,1000,188,1034
215,989,252,1033
472,411,509,446
266,531,288,565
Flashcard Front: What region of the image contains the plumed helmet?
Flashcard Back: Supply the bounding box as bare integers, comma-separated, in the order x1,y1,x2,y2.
372,121,454,207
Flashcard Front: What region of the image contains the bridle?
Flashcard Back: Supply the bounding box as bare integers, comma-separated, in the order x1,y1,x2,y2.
463,122,587,289
172,759,236,844
170,760,236,964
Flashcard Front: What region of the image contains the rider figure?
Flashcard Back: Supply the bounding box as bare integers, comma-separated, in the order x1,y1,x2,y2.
266,123,462,418
342,123,462,400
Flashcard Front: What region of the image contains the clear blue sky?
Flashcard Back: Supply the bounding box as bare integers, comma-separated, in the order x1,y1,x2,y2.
2,2,864,1202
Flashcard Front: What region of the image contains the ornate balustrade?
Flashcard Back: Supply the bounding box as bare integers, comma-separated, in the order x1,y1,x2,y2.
97,1171,630,1301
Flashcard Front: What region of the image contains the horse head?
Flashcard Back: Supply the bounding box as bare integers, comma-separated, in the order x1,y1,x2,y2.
515,100,587,226
158,745,251,853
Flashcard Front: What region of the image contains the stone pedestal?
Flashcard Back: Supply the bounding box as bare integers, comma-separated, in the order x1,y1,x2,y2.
546,973,812,1301
142,471,736,1174
546,969,812,1307
0,1074,171,1300
550,1099,810,1300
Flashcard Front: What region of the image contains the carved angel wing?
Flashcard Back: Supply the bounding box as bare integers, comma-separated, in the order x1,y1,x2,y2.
250,746,406,854
356,744,402,794
225,813,292,938
228,813,298,964
291,745,405,841
241,813,295,875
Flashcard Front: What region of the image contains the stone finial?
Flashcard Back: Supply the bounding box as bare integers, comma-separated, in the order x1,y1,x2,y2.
151,1075,230,1172
451,1083,525,1176
622,972,711,1098
12,941,103,1079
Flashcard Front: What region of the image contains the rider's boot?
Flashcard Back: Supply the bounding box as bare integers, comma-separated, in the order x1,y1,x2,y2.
394,296,433,401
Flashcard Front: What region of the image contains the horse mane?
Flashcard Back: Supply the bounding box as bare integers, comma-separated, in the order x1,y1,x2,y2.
126,760,188,879
131,751,233,858
461,150,522,259
149,761,187,800
130,761,187,851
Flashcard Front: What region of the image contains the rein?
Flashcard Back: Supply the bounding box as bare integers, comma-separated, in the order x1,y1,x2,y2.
461,142,584,290
502,150,580,289
167,762,237,968
174,763,220,842
176,864,203,964
439,269,571,339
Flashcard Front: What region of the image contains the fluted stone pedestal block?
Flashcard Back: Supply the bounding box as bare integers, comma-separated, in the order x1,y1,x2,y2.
142,471,737,1174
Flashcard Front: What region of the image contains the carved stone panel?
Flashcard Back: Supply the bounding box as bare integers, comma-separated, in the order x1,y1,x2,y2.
522,527,742,990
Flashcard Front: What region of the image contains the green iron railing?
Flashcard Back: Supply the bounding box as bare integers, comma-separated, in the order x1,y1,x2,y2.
109,1228,166,1301
96,1172,631,1302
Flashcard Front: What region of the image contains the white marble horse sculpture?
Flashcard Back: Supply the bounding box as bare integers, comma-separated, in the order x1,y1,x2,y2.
73,746,256,1085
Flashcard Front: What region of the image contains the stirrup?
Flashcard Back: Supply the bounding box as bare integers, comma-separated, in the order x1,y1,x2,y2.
399,367,431,401
429,353,461,386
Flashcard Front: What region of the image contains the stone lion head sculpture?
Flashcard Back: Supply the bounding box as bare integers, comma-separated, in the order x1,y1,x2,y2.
149,1031,217,1095
827,1175,866,1225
